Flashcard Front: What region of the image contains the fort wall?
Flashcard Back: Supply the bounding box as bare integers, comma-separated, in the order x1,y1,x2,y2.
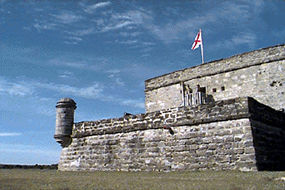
58,97,285,171
56,44,285,172
145,45,285,112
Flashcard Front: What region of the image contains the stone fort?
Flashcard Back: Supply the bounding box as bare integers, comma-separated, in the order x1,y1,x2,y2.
54,44,285,171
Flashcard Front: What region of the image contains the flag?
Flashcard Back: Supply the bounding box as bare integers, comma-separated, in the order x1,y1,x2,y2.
191,29,204,64
191,30,202,50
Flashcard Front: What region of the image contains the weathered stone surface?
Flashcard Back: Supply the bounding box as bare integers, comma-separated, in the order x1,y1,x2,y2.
55,98,76,147
145,44,285,112
59,118,256,171
58,97,285,172
71,97,283,139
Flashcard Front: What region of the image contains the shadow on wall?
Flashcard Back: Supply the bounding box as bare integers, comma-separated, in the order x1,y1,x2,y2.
251,118,285,171
206,94,215,104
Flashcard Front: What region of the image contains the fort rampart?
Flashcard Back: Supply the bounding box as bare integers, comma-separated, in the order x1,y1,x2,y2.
58,97,285,171
145,45,285,112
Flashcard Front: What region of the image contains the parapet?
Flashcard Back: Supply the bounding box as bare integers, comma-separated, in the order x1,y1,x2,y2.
145,44,285,91
56,98,77,109
72,97,284,138
58,97,285,171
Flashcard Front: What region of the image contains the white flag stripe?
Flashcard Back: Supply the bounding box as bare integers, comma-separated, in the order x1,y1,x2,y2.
191,29,204,64
192,30,202,50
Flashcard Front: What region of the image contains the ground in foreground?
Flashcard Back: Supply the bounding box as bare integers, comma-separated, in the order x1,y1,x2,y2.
0,169,285,190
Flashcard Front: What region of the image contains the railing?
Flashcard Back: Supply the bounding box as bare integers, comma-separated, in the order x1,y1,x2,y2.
185,92,206,106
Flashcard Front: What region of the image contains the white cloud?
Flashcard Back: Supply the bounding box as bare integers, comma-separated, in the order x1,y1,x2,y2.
68,27,95,37
8,83,33,96
33,22,57,31
83,1,111,14
120,99,144,109
140,46,153,53
217,2,251,22
0,78,56,116
99,9,152,33
142,42,155,46
232,32,256,47
141,53,150,58
0,73,144,119
106,69,125,86
113,10,151,24
29,0,265,47
33,81,144,109
48,57,109,72
0,133,22,137
115,39,138,45
0,90,55,117
34,82,104,99
64,36,83,45
212,31,257,49
31,9,91,45
32,10,85,41
119,31,141,37
114,78,125,86
58,71,74,79
29,4,148,45
106,69,121,74
0,76,103,101
78,84,104,98
34,12,81,32
0,78,34,97
101,20,134,32
143,13,210,43
49,58,88,69
51,11,83,24
140,1,264,44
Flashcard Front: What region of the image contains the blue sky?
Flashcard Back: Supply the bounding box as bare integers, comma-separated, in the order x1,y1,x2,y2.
0,0,284,164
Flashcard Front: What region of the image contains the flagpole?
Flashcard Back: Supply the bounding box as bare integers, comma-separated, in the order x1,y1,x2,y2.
200,29,204,64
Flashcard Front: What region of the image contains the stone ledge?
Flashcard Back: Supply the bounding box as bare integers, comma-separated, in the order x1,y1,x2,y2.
73,97,284,138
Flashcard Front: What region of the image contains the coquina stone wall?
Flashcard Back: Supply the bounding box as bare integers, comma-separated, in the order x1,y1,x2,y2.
145,44,285,112
58,97,285,171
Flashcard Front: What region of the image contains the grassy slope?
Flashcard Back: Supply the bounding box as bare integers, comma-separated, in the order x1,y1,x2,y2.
0,169,285,190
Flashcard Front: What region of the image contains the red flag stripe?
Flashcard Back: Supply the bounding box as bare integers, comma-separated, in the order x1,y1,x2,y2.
192,31,201,50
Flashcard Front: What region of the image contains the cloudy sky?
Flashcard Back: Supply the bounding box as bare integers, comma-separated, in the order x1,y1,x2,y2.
0,0,284,164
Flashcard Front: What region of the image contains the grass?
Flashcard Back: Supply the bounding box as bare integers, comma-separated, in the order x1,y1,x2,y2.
0,169,285,190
